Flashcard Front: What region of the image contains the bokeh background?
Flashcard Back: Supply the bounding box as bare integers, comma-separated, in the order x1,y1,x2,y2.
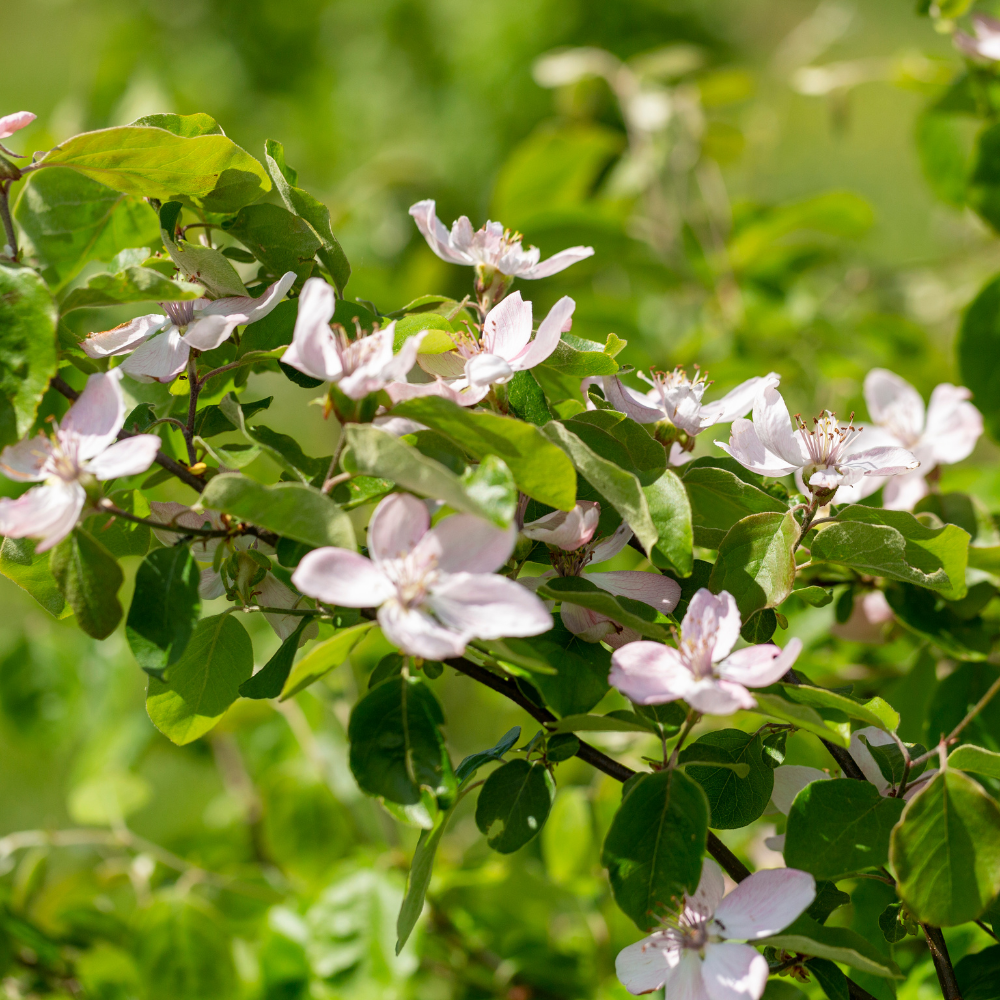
2,1,999,998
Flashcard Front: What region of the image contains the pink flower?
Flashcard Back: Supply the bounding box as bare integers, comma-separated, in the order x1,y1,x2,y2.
291,493,552,659
0,111,35,141
385,291,575,408
830,590,894,644
82,272,297,383
615,858,815,998
860,369,983,511
0,370,160,552
409,199,594,279
848,726,937,800
763,765,831,852
719,385,918,499
609,588,802,714
955,13,1000,62
521,500,600,551
281,277,426,399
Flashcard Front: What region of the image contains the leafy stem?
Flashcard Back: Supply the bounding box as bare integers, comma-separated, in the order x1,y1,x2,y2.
0,180,17,258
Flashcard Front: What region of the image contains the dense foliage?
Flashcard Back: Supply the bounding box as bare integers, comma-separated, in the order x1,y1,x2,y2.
3,3,1000,1000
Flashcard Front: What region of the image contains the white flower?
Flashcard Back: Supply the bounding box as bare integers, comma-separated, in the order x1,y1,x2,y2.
718,385,919,499
521,500,601,551
589,370,780,465
82,272,297,383
291,493,552,659
615,858,815,999
385,291,575,408
281,277,426,399
409,199,594,279
955,13,1000,62
610,588,802,714
0,111,35,141
849,726,937,801
860,369,983,511
0,370,160,552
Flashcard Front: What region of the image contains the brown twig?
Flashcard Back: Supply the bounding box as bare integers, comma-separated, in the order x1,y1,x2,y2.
922,925,962,1000
909,672,1000,770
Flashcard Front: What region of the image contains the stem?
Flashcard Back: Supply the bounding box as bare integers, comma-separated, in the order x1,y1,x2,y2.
197,359,246,386
910,673,1000,769
96,499,230,538
184,352,200,465
922,925,962,1000
793,494,822,552
241,605,324,617
322,432,348,494
0,181,17,258
667,709,700,769
976,919,999,942
890,729,913,798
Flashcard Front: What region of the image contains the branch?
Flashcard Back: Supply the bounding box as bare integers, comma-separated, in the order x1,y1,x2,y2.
96,499,230,538
922,925,962,1000
910,672,1000,769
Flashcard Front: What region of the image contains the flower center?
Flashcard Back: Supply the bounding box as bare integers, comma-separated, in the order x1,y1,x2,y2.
795,410,861,467
380,551,440,609
162,300,195,328
336,325,386,375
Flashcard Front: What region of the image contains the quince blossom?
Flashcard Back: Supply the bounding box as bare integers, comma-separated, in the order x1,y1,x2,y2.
409,199,594,280
955,13,1000,61
719,384,919,499
82,272,297,383
860,368,982,510
386,291,574,408
830,589,895,644
0,111,35,141
0,370,160,552
281,277,426,398
615,858,815,999
610,588,802,714
521,499,601,550
292,493,552,660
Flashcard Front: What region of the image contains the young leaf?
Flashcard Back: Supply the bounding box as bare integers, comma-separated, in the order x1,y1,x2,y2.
948,744,1000,779
240,618,311,699
506,369,551,425
858,736,927,786
0,537,68,618
222,202,321,282
159,202,248,298
890,768,1000,926
601,768,708,931
474,759,555,853
50,529,124,640
146,613,254,745
539,336,620,377
751,692,851,747
60,266,202,312
454,726,522,783
126,546,202,677
396,806,452,955
784,778,905,880
280,621,376,699
460,455,518,526
129,112,224,137
644,468,694,576
780,685,900,731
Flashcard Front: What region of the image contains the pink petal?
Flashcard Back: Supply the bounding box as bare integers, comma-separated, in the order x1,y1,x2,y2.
752,386,807,467
181,314,242,351
603,625,643,649
841,445,919,477
0,482,86,553
429,572,553,639
665,950,712,1000
560,602,617,642
770,765,830,815
81,314,167,358
881,470,928,512
701,943,769,1000
698,373,780,429
717,638,802,689
422,515,515,573
589,521,634,564
384,377,490,408
291,548,396,607
847,726,893,791
682,589,742,663
60,370,127,460
614,933,680,996
522,501,600,550
257,573,318,643
520,245,595,279
0,111,36,140
119,327,190,383
687,858,727,917
282,277,342,381
863,368,925,443
830,590,894,643
149,501,222,551
587,570,681,616
717,419,799,478
85,434,160,480
0,434,53,482
513,295,576,370
200,272,297,324
685,678,756,715
408,200,472,265
608,642,694,704
378,600,470,659
337,328,399,399
712,868,815,940
200,565,226,600
602,377,664,424
481,291,532,360
465,352,514,387
923,383,983,465
367,493,429,562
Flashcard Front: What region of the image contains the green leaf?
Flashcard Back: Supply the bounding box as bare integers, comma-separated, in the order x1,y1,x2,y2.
280,621,376,699
460,455,518,526
540,337,620,377
475,759,555,853
36,126,270,211
50,529,123,640
87,489,152,558
13,168,160,287
542,420,657,552
708,511,798,620
548,712,657,734
199,473,356,550
159,202,248,298
538,577,672,641
680,461,788,547
392,396,577,511
878,902,909,944
129,112,224,137
886,582,993,660
265,139,351,293
146,613,253,745
645,468,693,576
791,585,833,607
759,914,902,979
927,663,1000,750
396,806,451,955
780,684,900,731
0,263,59,444
949,744,1000,779
240,618,311,699
0,537,68,618
565,410,666,485
807,958,850,1000
455,726,522,783
891,768,1000,926
751,692,851,748
348,675,456,806
784,778,904,879
237,299,297,357
740,608,776,643
222,202,321,282
507,370,552,425
126,546,202,677
959,273,1000,440
60,265,203,312
601,768,709,931
810,506,969,600
955,944,1000,1000
858,736,926,786
677,729,774,830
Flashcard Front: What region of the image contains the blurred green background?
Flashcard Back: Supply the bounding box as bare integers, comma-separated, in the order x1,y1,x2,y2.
2,1,999,998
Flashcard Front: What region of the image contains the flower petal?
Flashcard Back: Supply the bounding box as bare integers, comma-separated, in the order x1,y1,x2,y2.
587,570,681,615
513,295,576,370
701,943,769,1000
81,314,167,358
699,373,781,429
0,482,86,553
682,588,742,662
559,602,617,642
614,933,682,996
589,520,634,564
119,327,190,383
282,276,342,381
200,272,297,325
687,858,727,918
752,386,807,467
863,368,925,443
181,313,243,351
409,200,472,265
685,678,757,715
881,470,929,512
378,326,426,383
521,245,595,279
429,572,552,639
831,590,894,643
60,369,127,460
367,493,429,563
0,435,53,482
601,377,664,423
292,548,396,607
718,419,799,478
256,573,318,642
384,377,490,408
711,868,816,939
522,501,600,550
466,352,515,387
717,638,802,689
609,642,694,704
848,726,893,791
840,445,919,476
923,383,983,465
379,600,470,659
84,434,160,480
770,765,830,815
481,291,532,361
0,111,36,139
148,501,222,552
422,515,515,574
